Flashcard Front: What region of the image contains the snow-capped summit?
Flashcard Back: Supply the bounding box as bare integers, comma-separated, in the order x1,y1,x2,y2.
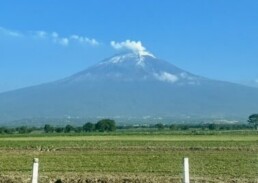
101,52,153,65
67,52,201,85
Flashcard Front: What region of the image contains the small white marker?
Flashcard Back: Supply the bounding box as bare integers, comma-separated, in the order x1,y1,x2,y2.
183,157,190,183
32,158,39,183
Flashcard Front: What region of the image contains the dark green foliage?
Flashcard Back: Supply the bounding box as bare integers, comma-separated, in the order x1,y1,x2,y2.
248,114,258,130
95,119,116,132
154,123,164,130
0,120,254,135
64,125,74,133
169,124,177,130
74,126,83,133
208,124,218,130
0,127,15,134
55,179,62,183
180,125,189,130
55,127,64,133
16,126,32,134
83,122,95,132
44,124,54,133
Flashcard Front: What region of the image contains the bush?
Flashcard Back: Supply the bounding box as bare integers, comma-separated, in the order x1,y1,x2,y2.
154,123,164,130
95,119,116,132
44,124,54,133
83,122,95,132
64,125,74,133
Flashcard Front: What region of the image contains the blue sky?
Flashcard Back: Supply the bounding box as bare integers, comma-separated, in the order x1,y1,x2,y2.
0,0,258,92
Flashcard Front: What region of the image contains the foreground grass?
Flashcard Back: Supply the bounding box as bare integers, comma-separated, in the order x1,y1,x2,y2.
0,132,257,182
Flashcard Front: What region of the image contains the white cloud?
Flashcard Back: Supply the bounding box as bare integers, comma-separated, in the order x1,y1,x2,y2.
255,79,258,83
51,32,69,46
154,72,179,83
51,32,59,38
31,31,101,47
0,27,23,37
70,35,82,42
86,38,99,46
0,26,99,47
50,32,99,46
180,72,196,80
60,38,69,46
70,34,99,46
110,40,154,57
35,31,47,38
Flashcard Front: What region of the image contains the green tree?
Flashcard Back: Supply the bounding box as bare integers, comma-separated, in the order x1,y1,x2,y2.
0,127,4,134
181,125,189,131
3,127,15,134
16,126,31,134
154,123,164,130
248,114,258,130
83,122,95,132
55,127,64,133
169,124,177,130
208,123,217,130
95,119,116,132
44,124,54,133
64,124,74,133
74,127,83,133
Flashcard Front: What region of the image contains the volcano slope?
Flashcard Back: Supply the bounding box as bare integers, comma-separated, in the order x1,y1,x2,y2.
0,52,258,123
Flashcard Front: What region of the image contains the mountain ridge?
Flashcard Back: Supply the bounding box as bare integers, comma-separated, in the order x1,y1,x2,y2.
0,52,257,124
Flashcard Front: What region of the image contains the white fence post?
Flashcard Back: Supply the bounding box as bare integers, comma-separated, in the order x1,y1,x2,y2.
183,157,190,183
32,158,39,183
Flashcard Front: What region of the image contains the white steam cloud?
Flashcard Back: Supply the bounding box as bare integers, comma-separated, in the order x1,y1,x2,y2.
110,40,155,57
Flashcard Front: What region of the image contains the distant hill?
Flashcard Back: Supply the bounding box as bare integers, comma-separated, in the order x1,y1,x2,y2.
0,52,258,124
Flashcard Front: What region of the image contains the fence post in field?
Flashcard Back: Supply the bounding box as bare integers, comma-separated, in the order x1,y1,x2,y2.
32,158,39,183
183,157,190,183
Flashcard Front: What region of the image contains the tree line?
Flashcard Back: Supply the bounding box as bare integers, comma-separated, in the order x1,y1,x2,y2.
44,119,116,133
0,114,257,134
0,119,116,134
118,123,254,131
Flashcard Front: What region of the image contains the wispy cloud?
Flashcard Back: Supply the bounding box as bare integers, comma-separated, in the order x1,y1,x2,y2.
35,31,100,46
70,35,99,46
48,32,100,46
35,31,47,38
154,72,179,83
110,40,154,57
0,26,100,47
50,32,69,46
0,27,23,37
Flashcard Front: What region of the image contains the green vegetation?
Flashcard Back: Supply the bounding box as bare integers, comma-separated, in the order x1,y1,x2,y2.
95,119,116,132
1,119,117,135
0,117,257,182
248,114,258,130
0,122,255,135
0,131,257,182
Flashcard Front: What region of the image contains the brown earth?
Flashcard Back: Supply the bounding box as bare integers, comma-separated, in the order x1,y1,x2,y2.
0,174,256,183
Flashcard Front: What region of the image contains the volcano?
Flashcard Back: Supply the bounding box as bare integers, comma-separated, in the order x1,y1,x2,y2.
0,52,258,123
